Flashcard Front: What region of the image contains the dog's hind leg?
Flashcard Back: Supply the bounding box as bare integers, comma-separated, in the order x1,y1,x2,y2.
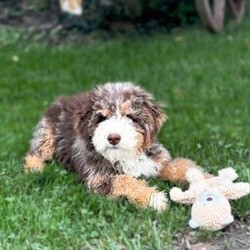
24,118,55,172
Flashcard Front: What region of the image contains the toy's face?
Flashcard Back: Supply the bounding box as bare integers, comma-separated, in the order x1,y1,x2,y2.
190,189,234,230
198,190,222,206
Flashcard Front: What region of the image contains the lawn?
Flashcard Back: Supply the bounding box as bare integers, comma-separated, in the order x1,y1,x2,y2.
0,19,250,249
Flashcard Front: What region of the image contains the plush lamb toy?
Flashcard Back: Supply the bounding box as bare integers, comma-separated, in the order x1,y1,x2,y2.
170,167,250,231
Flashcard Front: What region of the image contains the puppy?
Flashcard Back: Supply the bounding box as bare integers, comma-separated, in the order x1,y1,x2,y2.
24,82,203,211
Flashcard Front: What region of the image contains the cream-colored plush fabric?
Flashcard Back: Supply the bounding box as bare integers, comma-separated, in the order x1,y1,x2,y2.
170,167,250,231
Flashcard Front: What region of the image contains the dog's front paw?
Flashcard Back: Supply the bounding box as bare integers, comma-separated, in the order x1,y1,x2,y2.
149,191,168,212
23,155,45,173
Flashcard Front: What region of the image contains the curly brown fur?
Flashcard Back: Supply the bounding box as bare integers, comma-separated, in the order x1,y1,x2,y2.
24,82,205,211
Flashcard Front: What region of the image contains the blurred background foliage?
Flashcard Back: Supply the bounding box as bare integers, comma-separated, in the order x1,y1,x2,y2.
0,0,198,36
2,0,248,45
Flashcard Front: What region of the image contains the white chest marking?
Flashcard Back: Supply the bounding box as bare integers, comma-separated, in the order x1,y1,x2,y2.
118,153,162,178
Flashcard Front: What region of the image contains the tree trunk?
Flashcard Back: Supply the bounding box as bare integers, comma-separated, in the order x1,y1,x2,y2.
195,0,226,33
228,0,246,24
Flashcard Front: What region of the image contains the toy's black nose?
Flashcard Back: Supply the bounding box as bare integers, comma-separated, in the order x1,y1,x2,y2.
107,133,121,145
207,197,213,201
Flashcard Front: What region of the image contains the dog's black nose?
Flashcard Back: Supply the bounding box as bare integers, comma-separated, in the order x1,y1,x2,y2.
107,134,121,145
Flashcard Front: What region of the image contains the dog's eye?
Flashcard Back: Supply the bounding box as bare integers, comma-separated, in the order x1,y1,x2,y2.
126,114,138,123
97,114,107,123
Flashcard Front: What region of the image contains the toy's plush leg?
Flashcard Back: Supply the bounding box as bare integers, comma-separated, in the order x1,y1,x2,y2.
24,118,55,172
159,158,205,182
217,183,250,200
169,187,196,204
110,174,167,212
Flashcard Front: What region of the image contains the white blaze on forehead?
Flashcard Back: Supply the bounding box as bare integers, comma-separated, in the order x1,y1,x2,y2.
115,102,122,117
92,116,138,162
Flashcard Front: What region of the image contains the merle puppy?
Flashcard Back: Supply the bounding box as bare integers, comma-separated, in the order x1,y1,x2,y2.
24,82,206,211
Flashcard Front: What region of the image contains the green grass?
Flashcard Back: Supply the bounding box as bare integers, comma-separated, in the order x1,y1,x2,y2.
0,19,250,249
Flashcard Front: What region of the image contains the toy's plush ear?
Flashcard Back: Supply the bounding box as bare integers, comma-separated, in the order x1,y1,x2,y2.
218,167,238,181
223,215,234,226
186,167,205,183
189,218,199,229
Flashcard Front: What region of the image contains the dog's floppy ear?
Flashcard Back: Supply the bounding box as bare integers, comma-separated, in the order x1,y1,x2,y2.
73,92,94,139
144,99,167,148
147,101,166,132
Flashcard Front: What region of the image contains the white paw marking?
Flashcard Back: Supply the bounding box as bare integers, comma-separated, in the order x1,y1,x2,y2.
149,191,168,212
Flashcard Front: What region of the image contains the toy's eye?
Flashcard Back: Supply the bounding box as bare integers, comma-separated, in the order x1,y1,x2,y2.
97,114,107,123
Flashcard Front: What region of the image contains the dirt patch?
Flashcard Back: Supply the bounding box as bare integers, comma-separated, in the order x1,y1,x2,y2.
174,219,250,250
